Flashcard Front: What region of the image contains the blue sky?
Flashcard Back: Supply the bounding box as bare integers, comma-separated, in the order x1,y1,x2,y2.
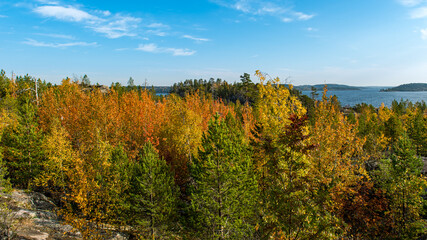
1,0,427,86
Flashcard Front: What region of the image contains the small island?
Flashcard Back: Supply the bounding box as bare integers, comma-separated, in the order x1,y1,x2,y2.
380,83,427,92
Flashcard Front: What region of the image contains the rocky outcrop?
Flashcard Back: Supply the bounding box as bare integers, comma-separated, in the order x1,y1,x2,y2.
0,190,129,240
82,85,110,94
0,190,80,239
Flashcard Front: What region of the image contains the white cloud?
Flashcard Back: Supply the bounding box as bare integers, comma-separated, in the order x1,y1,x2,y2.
307,27,318,31
166,48,196,56
421,28,427,39
33,5,96,22
36,33,75,39
36,0,60,5
145,23,169,36
90,16,141,38
23,38,97,48
232,1,250,13
0,15,7,18
137,43,158,52
410,7,427,18
260,6,283,14
294,12,315,20
95,10,111,16
147,23,169,28
146,29,167,36
137,43,195,56
33,4,141,39
183,35,210,42
211,0,314,22
397,0,424,6
282,17,293,22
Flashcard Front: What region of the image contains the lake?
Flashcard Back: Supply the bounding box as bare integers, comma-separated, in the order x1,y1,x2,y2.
301,87,427,107
157,87,427,107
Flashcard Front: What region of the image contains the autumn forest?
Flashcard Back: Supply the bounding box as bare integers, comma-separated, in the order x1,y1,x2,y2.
0,69,426,239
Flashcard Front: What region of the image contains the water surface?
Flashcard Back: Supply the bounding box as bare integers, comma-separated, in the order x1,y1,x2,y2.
302,87,427,107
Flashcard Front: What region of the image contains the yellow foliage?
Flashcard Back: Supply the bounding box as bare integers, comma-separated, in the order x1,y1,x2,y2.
254,70,307,139
309,88,368,234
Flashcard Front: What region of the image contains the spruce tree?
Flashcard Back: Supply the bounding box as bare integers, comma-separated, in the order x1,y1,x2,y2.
2,99,44,189
374,136,427,239
190,115,258,239
128,142,179,239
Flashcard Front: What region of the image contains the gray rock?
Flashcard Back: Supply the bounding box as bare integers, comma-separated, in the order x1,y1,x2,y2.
1,190,129,240
109,232,129,240
1,190,81,240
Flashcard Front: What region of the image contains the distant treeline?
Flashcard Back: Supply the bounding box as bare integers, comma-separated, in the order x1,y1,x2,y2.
293,84,361,91
381,83,427,92
169,73,317,108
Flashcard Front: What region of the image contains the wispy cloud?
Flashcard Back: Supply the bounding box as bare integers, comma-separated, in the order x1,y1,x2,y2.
410,7,427,18
211,0,315,22
294,12,314,20
90,15,141,38
32,4,141,39
146,29,167,37
137,43,158,52
397,0,425,6
144,22,169,36
147,23,169,28
183,35,210,42
36,33,75,39
421,28,427,39
34,5,96,22
23,38,97,48
282,17,293,22
0,15,7,18
398,0,427,39
136,43,196,56
94,10,111,17
35,0,60,5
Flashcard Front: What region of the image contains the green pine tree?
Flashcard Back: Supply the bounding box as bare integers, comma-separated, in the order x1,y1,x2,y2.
407,108,427,156
2,99,44,189
189,114,259,240
105,144,133,227
128,142,179,239
373,136,427,239
0,133,11,193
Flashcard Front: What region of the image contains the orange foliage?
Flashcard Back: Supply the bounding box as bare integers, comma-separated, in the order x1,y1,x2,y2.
158,92,234,186
39,80,165,158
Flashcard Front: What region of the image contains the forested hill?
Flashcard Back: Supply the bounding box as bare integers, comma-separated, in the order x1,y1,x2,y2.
381,83,427,92
152,86,171,93
293,84,361,91
167,81,361,94
155,83,360,94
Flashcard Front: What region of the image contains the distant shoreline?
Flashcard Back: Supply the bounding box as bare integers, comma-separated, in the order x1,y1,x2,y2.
380,83,427,92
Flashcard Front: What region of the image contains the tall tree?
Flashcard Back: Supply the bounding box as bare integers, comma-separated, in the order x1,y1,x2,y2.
127,142,179,239
190,115,258,239
128,77,135,87
0,109,12,192
309,87,368,238
407,107,427,156
373,136,427,239
253,71,318,239
2,99,44,189
35,119,76,198
81,74,90,86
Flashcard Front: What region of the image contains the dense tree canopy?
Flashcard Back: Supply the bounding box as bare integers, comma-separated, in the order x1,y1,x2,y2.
0,69,425,239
